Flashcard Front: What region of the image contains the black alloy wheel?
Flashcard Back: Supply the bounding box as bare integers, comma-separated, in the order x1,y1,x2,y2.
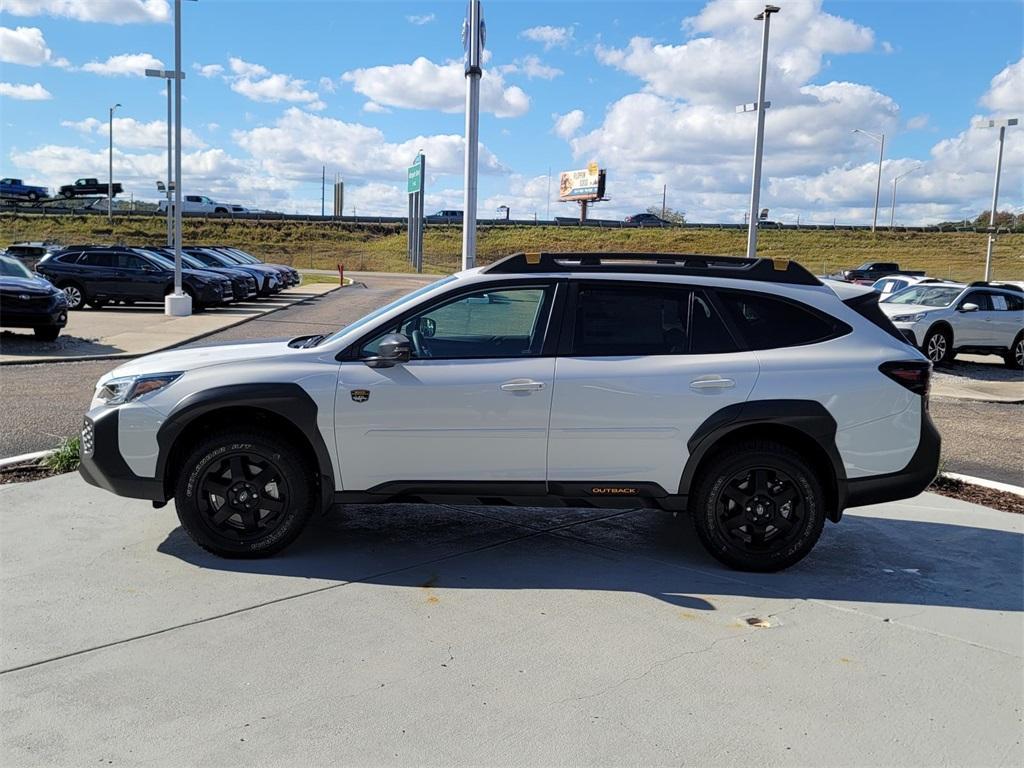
196,451,291,543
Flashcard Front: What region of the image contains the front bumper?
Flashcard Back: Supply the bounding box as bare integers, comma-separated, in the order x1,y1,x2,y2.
0,305,67,328
842,405,941,508
79,409,165,501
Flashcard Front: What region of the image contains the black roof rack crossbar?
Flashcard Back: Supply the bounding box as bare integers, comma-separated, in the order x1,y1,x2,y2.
483,252,821,286
968,280,1023,293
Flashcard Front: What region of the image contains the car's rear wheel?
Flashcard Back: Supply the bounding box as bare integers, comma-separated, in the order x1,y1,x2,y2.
59,282,85,310
174,430,314,558
692,440,825,572
1005,333,1024,370
33,326,59,341
922,326,953,365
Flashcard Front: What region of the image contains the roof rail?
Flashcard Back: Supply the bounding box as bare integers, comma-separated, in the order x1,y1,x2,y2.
483,251,821,286
968,280,1024,293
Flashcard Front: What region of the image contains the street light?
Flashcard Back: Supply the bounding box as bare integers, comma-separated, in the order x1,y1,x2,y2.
108,103,121,221
739,4,780,259
978,117,1018,281
145,68,179,247
461,0,485,270
889,164,922,229
852,128,885,232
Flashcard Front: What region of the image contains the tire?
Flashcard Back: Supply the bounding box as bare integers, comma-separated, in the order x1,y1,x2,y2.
922,326,953,365
61,190,73,199
173,430,314,558
691,440,826,572
59,282,85,310
33,326,59,341
27,191,38,202
1005,333,1024,370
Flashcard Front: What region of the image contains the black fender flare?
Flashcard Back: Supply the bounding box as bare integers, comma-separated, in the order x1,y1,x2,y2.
156,382,335,511
679,399,847,521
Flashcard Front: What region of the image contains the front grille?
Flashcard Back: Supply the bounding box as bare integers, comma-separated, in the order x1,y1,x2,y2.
0,292,53,309
81,419,95,456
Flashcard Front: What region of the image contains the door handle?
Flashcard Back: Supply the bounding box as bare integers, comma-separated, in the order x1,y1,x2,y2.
500,379,545,392
690,377,735,390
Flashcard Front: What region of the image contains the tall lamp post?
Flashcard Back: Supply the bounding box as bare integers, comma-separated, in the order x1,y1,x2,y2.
108,103,121,221
979,117,1018,281
889,164,922,229
852,128,885,232
461,0,485,270
739,5,780,259
145,69,176,246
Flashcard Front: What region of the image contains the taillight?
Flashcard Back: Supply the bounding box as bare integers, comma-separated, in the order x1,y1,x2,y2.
880,360,931,397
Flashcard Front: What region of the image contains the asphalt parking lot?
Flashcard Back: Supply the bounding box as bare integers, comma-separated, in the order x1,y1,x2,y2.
1,473,1020,766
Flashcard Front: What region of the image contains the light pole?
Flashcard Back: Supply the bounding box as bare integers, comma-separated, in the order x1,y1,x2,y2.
979,117,1018,281
108,103,121,221
852,128,885,232
889,164,922,229
146,69,176,246
739,4,779,259
461,0,485,270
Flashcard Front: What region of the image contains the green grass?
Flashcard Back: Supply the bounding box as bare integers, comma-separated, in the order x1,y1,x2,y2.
3,212,1022,282
43,436,80,473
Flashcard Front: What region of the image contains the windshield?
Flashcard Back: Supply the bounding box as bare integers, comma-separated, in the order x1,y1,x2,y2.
884,285,963,307
134,249,175,270
321,275,458,345
0,256,32,278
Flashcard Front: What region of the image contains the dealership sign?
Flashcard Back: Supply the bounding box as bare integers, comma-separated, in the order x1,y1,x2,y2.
407,161,423,194
559,162,606,202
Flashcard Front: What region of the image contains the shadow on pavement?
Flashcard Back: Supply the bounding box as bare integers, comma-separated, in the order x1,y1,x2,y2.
158,504,1024,613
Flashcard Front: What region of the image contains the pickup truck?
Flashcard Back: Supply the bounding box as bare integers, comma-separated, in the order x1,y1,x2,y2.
0,178,49,201
157,195,239,214
840,262,926,284
59,178,123,198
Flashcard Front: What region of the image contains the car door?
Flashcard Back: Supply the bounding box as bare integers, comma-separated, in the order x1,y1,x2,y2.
988,291,1024,347
118,253,166,300
79,251,119,296
955,290,993,346
546,281,759,494
334,281,560,490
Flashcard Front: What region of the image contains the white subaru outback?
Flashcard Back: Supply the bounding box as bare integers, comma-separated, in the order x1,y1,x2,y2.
79,253,940,571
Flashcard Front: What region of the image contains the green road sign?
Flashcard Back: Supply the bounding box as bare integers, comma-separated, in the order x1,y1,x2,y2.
407,162,422,194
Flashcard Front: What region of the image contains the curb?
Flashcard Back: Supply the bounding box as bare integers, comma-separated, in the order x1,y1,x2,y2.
0,285,342,367
0,449,55,470
941,471,1024,497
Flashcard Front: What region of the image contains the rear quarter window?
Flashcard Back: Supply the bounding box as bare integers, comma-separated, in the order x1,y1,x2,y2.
717,290,850,350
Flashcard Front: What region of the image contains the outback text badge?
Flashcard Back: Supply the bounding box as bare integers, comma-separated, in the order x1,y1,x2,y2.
350,389,370,403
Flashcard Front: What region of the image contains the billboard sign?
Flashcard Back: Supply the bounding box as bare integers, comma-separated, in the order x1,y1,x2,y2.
559,162,604,202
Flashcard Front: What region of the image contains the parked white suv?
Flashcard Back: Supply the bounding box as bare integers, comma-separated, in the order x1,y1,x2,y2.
79,253,940,571
879,281,1024,368
157,195,235,214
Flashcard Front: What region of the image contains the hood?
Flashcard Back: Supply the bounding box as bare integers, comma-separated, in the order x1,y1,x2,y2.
181,267,229,282
101,339,294,381
0,275,58,295
879,302,936,317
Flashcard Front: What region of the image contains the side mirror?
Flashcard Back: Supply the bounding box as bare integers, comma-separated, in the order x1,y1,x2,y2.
364,333,412,368
959,302,979,313
420,317,436,338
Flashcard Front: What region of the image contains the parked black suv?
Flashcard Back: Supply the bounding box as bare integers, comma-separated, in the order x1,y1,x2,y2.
37,246,233,309
145,245,257,301
207,246,300,287
181,247,282,297
0,255,68,340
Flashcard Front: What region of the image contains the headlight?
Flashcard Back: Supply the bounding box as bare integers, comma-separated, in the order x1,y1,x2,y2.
96,372,182,406
891,312,926,323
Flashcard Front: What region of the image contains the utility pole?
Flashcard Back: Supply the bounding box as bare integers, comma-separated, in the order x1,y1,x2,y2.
108,103,121,221
461,0,484,270
661,184,667,220
853,128,885,231
165,82,172,245
546,167,551,220
321,165,325,216
889,164,922,229
740,5,779,259
980,118,1018,281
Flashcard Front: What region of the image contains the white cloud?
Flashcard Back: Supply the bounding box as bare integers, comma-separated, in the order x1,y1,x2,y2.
0,26,67,67
906,114,930,131
61,116,206,148
225,57,325,110
194,63,224,78
520,25,574,50
318,76,337,93
980,57,1024,114
0,0,169,24
552,109,585,140
342,56,530,118
406,13,435,25
0,81,52,100
498,55,563,80
362,101,390,114
482,174,554,219
881,41,895,55
82,52,163,77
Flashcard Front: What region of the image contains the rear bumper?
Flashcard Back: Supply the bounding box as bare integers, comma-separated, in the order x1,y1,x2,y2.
842,405,941,508
79,409,165,502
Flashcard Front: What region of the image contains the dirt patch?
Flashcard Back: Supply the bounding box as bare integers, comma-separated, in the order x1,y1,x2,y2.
0,464,61,485
929,475,1024,514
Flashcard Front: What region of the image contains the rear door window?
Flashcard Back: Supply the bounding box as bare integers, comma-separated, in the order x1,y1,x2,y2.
716,290,849,350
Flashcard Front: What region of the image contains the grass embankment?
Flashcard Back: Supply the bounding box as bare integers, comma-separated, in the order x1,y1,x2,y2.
3,213,1021,281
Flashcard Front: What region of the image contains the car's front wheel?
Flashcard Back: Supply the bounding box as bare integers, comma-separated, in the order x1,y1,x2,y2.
922,326,953,365
174,430,313,558
691,440,825,572
33,326,60,341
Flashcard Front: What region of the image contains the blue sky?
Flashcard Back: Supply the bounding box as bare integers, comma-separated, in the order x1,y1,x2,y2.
1,0,1022,224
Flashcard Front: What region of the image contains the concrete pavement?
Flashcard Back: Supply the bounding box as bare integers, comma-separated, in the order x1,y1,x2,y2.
1,473,1021,766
